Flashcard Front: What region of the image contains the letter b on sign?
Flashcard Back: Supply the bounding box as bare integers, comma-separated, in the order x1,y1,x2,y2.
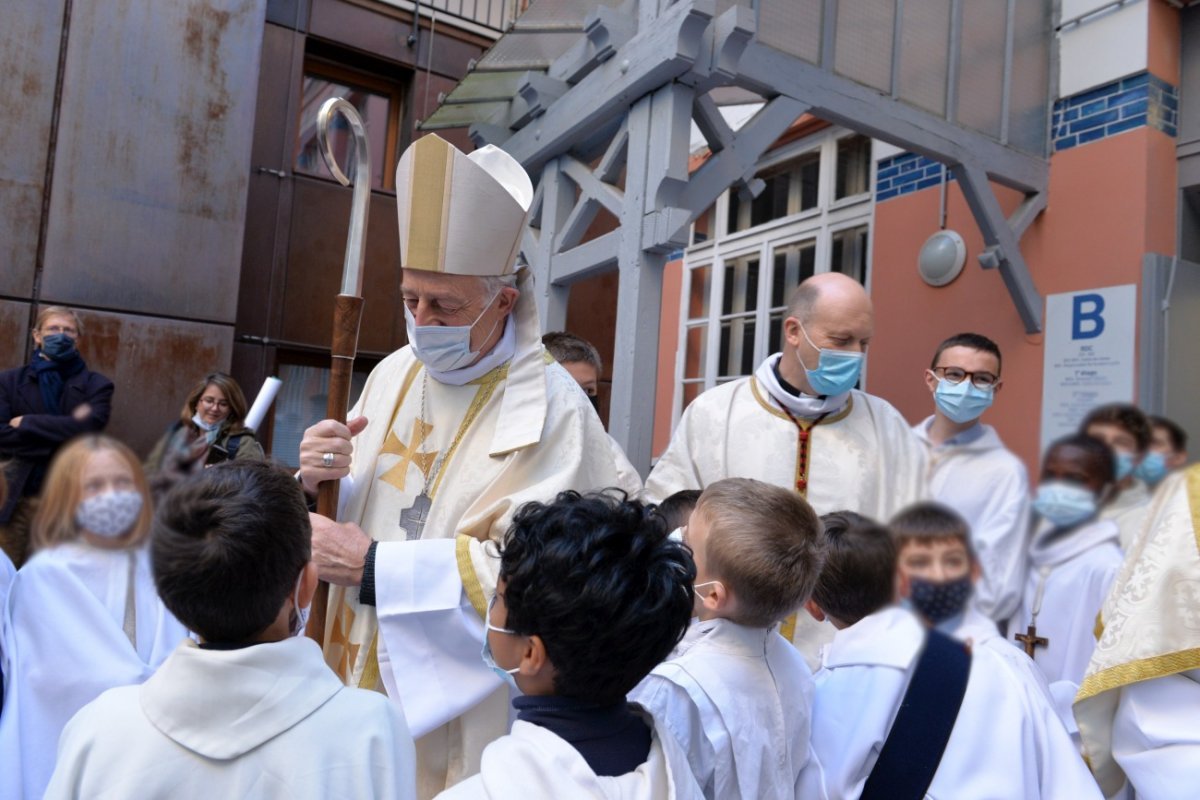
1072,294,1105,340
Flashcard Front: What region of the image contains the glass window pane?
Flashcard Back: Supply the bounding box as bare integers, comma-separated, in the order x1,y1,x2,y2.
296,75,392,190
273,362,369,468
831,225,870,284
769,310,785,353
688,266,711,319
718,315,757,378
684,325,708,380
722,255,760,315
751,170,790,228
835,135,871,199
771,240,817,307
799,153,820,211
681,381,705,410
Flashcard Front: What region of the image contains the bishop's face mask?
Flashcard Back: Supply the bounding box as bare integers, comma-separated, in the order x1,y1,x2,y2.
405,292,502,373
1032,481,1099,528
796,322,865,396
908,576,972,624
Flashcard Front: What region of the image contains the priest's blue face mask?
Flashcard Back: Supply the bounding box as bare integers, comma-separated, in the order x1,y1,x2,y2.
405,291,502,373
933,377,994,424
1032,480,1099,528
1133,451,1169,486
481,594,521,692
795,321,865,396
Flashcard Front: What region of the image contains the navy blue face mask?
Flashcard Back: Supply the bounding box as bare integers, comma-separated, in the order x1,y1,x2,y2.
40,332,77,361
908,575,972,624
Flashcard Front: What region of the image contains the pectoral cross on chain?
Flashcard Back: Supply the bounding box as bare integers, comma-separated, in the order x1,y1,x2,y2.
1014,624,1048,658
399,492,432,541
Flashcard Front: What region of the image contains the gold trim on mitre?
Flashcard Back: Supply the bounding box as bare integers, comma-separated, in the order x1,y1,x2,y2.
394,134,533,277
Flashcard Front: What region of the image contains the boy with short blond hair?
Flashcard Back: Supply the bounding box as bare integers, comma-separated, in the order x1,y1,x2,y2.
630,477,827,800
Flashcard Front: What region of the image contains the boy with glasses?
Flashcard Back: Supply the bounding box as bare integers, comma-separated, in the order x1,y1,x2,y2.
913,332,1029,624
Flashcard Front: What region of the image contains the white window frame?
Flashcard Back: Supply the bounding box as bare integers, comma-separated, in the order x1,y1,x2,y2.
673,127,877,425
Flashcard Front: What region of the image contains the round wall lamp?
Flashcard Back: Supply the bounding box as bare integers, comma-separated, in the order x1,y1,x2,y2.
917,230,967,287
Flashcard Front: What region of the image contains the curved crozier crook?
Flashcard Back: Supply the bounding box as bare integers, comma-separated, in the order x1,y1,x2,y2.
316,97,370,297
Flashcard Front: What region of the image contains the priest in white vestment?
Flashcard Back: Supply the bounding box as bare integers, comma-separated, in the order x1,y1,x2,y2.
913,333,1030,622
1076,464,1200,799
644,272,925,660
297,135,635,799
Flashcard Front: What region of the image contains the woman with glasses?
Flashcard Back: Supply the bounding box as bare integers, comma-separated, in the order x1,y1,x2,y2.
145,373,264,472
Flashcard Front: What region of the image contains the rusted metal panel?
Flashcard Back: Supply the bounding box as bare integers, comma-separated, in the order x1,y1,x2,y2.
40,0,267,323
0,0,66,297
0,301,33,371
280,178,403,356
71,309,234,458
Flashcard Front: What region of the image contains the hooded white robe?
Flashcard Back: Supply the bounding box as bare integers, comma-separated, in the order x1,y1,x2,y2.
0,541,188,800
434,712,703,800
45,637,417,800
326,342,634,798
1009,517,1122,719
914,417,1031,621
628,618,825,800
1101,480,1153,551
811,607,1103,799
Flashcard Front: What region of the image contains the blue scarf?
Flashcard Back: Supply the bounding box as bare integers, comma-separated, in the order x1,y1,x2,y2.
30,349,85,415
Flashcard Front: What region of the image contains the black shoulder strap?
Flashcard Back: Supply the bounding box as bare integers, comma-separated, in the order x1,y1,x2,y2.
860,629,972,800
225,434,242,459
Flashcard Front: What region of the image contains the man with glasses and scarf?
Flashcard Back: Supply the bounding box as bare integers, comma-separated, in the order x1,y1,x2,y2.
912,332,1030,626
0,306,113,566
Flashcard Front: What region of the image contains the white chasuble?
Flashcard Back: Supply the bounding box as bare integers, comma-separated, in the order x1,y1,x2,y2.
324,346,630,798
1076,465,1200,797
0,541,188,800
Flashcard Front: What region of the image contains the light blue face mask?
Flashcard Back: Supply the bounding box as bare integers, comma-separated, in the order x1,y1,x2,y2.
1032,480,1099,528
796,322,865,396
1114,451,1137,482
481,595,520,692
1133,451,1169,486
404,292,501,373
933,377,994,424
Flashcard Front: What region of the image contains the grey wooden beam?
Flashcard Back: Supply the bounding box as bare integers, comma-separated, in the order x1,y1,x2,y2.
735,41,1048,194
531,158,574,332
548,229,621,285
952,162,1044,332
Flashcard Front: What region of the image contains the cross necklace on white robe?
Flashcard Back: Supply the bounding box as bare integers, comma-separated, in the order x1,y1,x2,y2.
1014,565,1052,658
397,374,469,541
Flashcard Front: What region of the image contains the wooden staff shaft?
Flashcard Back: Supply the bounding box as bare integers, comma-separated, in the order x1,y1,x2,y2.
306,293,364,645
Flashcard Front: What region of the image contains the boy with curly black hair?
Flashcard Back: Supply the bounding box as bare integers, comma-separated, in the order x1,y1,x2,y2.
437,490,702,799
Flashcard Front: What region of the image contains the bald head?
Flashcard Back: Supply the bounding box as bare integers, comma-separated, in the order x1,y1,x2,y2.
786,272,873,325
778,272,874,395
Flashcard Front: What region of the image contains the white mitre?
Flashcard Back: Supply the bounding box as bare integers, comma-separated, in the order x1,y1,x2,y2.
393,134,546,455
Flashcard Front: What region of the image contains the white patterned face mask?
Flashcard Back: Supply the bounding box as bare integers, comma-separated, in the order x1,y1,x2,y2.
76,490,143,539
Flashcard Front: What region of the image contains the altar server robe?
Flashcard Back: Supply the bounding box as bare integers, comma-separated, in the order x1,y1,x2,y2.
629,618,825,800
45,637,416,800
811,606,1103,799
1101,480,1153,550
435,713,703,800
327,346,632,797
1076,465,1200,797
914,417,1030,621
0,541,188,800
1009,518,1122,704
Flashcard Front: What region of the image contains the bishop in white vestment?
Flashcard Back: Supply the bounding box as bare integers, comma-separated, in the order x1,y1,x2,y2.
1076,464,1200,798
0,541,188,799
812,606,1103,799
298,135,635,798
